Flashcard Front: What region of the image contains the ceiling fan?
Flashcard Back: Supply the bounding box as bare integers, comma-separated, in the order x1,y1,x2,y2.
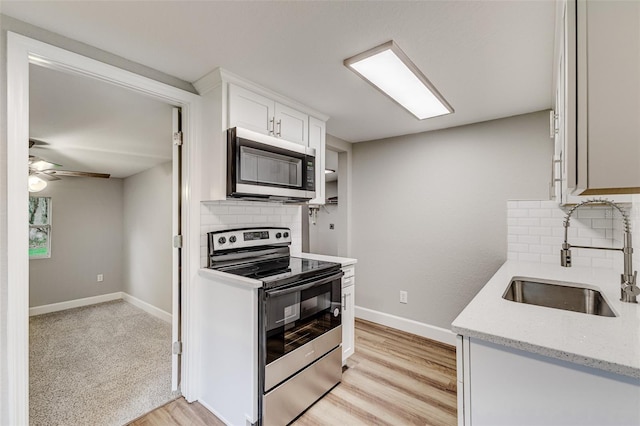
28,138,110,192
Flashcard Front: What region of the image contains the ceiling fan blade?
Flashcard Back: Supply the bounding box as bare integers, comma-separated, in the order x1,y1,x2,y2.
29,155,62,170
29,138,50,148
34,171,61,181
50,170,111,179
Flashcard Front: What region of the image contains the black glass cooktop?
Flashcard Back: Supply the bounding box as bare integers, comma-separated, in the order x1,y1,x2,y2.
214,256,341,287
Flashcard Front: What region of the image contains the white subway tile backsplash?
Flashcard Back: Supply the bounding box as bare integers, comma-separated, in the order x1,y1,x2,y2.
517,218,540,227
508,226,529,236
576,209,607,219
529,227,553,236
200,200,302,267
529,209,552,218
591,258,614,269
517,200,541,209
529,244,552,254
507,199,638,270
518,253,541,263
518,235,541,245
508,209,529,218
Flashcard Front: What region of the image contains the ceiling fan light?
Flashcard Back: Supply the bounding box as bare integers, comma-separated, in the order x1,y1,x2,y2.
28,175,48,192
344,41,453,120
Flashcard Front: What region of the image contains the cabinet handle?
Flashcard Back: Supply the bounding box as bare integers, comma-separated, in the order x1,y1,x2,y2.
276,119,282,137
342,294,346,311
269,118,275,135
549,110,559,139
549,157,562,200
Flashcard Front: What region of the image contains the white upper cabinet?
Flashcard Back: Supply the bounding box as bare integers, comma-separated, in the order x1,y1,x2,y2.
228,83,309,146
553,0,640,201
274,103,308,145
228,84,275,135
308,117,326,205
579,0,640,192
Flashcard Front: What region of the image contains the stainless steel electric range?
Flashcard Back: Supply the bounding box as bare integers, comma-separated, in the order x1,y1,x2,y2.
208,227,344,426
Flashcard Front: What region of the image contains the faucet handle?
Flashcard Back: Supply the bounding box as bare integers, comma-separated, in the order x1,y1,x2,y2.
622,283,640,297
622,271,640,298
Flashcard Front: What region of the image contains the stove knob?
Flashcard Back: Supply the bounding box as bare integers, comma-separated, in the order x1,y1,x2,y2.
275,232,282,239
283,232,289,238
229,236,237,243
218,237,226,244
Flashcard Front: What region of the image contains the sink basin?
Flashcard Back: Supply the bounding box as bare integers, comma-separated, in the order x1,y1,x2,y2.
503,277,616,317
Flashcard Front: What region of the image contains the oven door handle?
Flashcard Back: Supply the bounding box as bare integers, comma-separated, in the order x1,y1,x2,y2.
265,271,344,297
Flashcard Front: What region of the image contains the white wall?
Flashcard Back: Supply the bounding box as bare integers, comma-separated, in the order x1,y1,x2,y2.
123,161,172,313
351,111,553,330
28,178,124,307
309,181,339,256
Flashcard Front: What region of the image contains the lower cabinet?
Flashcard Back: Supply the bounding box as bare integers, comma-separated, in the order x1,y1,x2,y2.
341,265,355,365
457,336,640,426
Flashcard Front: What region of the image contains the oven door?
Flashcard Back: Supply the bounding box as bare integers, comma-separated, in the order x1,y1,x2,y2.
227,127,316,200
262,270,343,391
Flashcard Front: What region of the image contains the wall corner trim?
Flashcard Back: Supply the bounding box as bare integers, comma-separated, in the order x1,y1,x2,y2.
121,293,172,324
354,306,457,346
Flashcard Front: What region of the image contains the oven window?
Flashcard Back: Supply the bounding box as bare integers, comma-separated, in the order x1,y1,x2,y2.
240,146,302,187
265,278,341,364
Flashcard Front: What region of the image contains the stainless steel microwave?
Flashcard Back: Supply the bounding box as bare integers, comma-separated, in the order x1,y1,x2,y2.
227,127,316,202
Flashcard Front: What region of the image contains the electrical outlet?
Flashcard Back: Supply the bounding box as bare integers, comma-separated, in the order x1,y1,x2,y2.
400,290,408,304
97,274,104,282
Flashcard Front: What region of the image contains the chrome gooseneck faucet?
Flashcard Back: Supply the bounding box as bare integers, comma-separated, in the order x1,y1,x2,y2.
561,199,639,303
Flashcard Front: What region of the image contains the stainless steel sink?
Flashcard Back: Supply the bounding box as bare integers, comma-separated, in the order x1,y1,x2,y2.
503,277,616,317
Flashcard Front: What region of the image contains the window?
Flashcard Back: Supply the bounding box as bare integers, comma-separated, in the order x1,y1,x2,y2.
29,196,51,259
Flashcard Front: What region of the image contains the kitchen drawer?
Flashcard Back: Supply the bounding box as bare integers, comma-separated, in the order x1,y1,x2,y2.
263,346,342,426
342,266,355,279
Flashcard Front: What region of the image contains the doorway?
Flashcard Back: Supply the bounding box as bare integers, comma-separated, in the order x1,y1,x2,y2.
27,63,179,424
6,32,200,424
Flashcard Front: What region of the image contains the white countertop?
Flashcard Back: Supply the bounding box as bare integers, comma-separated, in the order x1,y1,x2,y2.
451,260,640,379
297,252,357,267
198,268,263,289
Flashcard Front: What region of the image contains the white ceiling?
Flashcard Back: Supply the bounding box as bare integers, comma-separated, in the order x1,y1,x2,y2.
29,64,173,178
4,1,556,145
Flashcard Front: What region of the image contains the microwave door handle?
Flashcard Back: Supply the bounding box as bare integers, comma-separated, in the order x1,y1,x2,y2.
265,271,344,297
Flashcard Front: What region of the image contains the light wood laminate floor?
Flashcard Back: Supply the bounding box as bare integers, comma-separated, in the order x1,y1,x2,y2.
129,319,457,426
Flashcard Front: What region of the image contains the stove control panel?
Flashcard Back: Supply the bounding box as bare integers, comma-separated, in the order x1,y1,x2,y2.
208,227,292,253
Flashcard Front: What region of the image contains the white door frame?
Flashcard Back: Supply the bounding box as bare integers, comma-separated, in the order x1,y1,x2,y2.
6,32,202,424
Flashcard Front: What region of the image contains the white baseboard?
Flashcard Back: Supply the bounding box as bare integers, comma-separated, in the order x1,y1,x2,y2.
30,292,172,324
121,293,172,324
354,305,457,346
29,292,123,316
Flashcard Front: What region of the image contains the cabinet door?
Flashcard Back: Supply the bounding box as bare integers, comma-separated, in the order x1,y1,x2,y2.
582,0,640,192
228,84,275,136
341,276,355,365
308,117,326,205
274,103,308,145
467,338,640,426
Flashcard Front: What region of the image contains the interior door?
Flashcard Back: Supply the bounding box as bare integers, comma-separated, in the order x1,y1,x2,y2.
172,107,182,391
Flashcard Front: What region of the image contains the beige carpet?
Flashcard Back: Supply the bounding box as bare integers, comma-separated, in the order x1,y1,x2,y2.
29,300,179,426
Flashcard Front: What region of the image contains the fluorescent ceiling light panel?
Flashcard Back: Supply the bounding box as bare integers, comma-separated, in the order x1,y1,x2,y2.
344,41,453,120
